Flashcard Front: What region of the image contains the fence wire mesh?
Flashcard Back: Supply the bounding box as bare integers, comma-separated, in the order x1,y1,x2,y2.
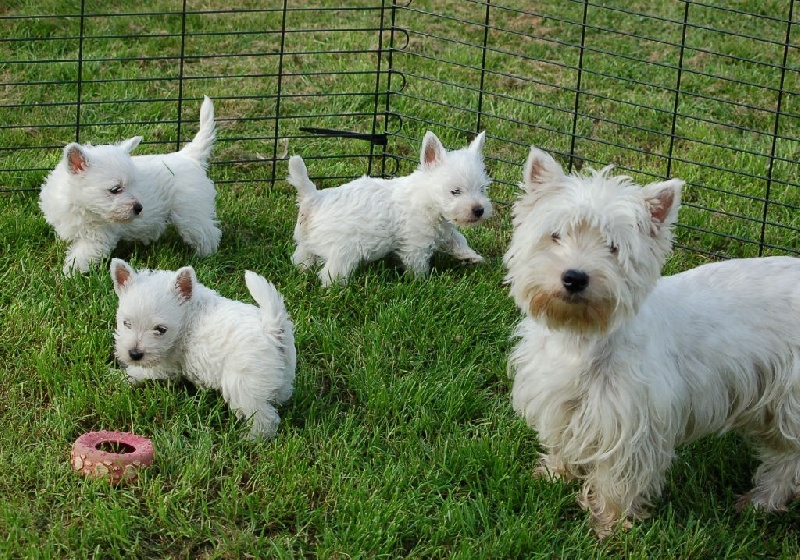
2,1,799,258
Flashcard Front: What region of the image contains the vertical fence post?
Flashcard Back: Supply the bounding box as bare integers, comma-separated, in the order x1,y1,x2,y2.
75,0,86,143
270,0,289,189
568,0,590,172
368,0,390,177
665,1,690,180
759,0,794,256
381,1,401,178
476,0,491,136
176,0,188,150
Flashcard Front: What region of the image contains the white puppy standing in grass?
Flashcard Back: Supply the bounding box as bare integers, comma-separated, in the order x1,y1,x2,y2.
505,146,800,537
40,96,221,275
110,259,296,440
287,131,492,286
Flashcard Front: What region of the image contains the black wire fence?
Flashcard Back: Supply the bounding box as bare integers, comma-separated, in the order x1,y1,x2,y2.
2,1,799,258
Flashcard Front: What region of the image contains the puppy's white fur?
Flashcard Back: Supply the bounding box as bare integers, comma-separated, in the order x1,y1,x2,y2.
287,131,492,286
111,259,295,440
40,97,221,275
505,146,800,536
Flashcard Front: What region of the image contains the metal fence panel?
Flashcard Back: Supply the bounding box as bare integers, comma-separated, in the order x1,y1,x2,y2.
2,1,798,257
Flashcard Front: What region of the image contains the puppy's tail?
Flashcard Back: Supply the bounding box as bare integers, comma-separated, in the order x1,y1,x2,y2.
244,271,296,404
245,271,293,339
287,155,317,202
180,95,216,167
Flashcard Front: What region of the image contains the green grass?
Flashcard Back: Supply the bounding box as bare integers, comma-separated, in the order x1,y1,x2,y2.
2,0,800,557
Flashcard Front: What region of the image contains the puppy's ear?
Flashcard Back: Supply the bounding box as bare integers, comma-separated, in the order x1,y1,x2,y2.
420,131,446,168
64,143,88,174
641,179,684,234
118,136,142,154
110,258,136,296
174,267,196,303
468,131,486,155
522,146,564,192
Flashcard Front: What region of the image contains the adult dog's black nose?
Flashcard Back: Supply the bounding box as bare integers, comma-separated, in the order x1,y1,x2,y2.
561,269,589,294
133,202,143,215
128,348,144,361
472,206,484,218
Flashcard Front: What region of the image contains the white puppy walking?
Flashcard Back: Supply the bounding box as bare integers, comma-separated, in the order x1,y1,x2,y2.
40,97,221,275
111,259,296,440
287,131,492,286
505,146,800,536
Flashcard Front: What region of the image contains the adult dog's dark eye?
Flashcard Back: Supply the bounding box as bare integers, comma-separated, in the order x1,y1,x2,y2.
155,325,167,335
451,188,462,196
551,233,561,242
123,320,131,329
109,183,123,194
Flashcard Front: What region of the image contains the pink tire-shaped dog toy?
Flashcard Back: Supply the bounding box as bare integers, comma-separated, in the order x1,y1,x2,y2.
71,431,154,484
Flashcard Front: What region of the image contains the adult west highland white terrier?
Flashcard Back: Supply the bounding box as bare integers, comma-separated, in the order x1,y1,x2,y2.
110,259,296,440
504,146,800,537
40,96,221,275
287,131,492,286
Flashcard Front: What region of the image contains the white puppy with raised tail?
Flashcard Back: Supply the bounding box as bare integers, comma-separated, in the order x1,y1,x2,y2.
40,96,221,275
505,146,800,537
287,131,492,286
111,259,296,440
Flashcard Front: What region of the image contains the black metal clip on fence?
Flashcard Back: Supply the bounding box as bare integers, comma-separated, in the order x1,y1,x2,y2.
299,127,387,146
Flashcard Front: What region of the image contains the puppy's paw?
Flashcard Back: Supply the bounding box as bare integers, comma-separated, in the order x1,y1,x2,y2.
461,253,484,265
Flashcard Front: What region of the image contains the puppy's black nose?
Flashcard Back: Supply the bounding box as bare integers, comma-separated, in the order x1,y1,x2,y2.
128,348,144,361
472,206,484,218
133,202,143,215
561,269,589,294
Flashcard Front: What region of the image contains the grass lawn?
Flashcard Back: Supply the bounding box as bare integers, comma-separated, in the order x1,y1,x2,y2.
1,0,799,557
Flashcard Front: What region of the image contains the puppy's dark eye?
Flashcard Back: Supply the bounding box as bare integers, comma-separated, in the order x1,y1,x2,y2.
123,320,131,329
551,232,561,242
154,325,167,335
609,242,619,254
451,188,462,196
109,183,123,194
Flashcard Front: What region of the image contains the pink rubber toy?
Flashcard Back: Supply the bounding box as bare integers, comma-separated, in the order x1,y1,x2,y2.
71,431,154,484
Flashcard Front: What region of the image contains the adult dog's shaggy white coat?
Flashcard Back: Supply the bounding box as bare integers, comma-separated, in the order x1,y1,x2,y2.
505,146,800,536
